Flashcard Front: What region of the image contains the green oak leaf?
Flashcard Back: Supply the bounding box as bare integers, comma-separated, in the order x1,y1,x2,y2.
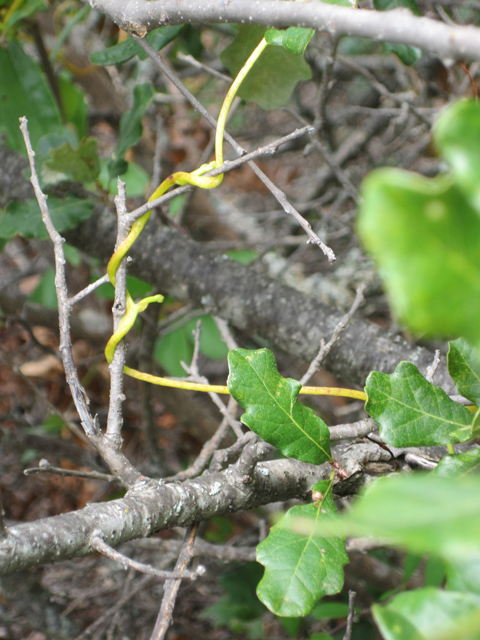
265,27,314,55
256,480,348,617
448,338,480,406
358,100,480,349
431,447,480,478
373,588,480,640
43,137,100,183
227,348,332,464
365,361,474,446
358,170,480,349
303,474,480,562
90,26,183,66
0,197,96,239
220,25,311,110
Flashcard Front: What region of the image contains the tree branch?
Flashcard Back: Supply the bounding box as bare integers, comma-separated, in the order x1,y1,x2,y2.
84,0,480,62
65,211,455,394
0,457,329,575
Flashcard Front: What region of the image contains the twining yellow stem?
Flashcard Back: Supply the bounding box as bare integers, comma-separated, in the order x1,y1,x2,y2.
124,367,367,401
105,36,369,405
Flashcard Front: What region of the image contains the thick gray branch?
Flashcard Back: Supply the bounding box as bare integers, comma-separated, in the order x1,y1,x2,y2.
86,0,480,62
65,210,455,393
0,457,326,575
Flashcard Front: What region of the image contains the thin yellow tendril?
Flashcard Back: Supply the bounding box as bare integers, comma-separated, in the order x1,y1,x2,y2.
105,37,368,405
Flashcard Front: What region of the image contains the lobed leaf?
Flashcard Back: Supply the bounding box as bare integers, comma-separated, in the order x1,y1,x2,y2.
365,361,474,446
43,138,100,183
227,348,332,464
372,588,480,640
256,480,348,617
448,338,480,406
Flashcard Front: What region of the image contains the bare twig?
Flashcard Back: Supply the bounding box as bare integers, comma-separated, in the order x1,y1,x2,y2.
149,523,199,640
300,283,366,386
213,316,239,351
69,273,110,306
177,51,232,82
425,349,441,383
126,124,314,225
329,417,377,441
24,459,117,483
131,36,335,261
106,178,129,446
182,322,243,438
20,117,141,488
314,35,340,134
342,590,357,640
90,536,205,580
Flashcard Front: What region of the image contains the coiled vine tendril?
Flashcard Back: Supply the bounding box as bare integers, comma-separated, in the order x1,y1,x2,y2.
104,37,367,403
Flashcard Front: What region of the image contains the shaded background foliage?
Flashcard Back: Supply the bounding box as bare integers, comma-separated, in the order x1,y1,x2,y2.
1,0,480,638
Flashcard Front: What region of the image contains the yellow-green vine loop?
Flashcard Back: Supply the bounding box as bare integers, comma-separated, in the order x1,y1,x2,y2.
104,36,368,405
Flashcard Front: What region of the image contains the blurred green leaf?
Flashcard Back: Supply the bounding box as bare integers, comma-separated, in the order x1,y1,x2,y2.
446,555,480,594
154,328,192,377
220,25,311,110
184,314,228,360
310,602,350,619
2,0,46,32
278,616,302,638
43,138,100,183
0,41,62,153
358,101,480,348
265,27,314,55
365,362,474,446
226,249,258,265
110,82,154,177
91,26,184,65
202,563,266,637
256,480,348,616
305,474,480,562
448,338,480,406
228,348,332,464
383,43,421,65
424,556,446,587
431,447,480,478
59,75,88,139
374,0,420,14
29,268,57,309
0,197,95,239
99,160,149,197
358,171,480,349
38,414,64,436
434,100,480,211
372,588,480,640
63,243,81,267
